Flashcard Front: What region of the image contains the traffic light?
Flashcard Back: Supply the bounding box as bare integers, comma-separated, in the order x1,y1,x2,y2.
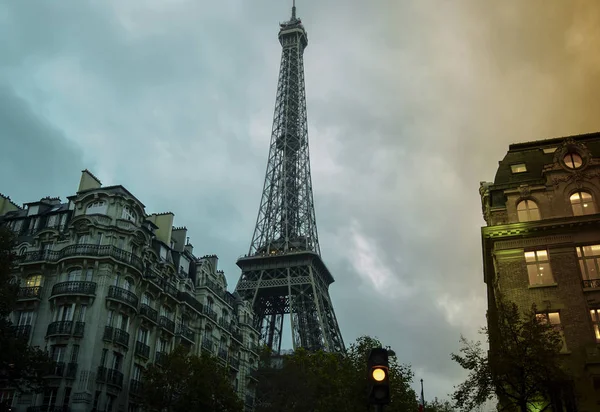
367,348,390,405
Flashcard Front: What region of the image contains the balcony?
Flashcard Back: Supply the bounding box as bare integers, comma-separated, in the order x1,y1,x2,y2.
50,281,96,298
46,321,73,337
177,291,204,314
135,341,150,359
202,306,217,322
14,324,32,340
139,304,158,323
583,278,600,289
232,330,244,343
177,325,195,343
229,357,240,370
130,379,143,396
20,244,144,273
27,407,70,412
65,362,78,379
155,351,166,365
107,286,138,311
96,366,124,388
158,316,175,334
73,322,85,337
218,347,228,361
201,338,213,352
18,286,42,300
103,326,130,348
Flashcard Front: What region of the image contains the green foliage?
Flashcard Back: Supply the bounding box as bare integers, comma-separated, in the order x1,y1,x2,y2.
425,397,455,412
255,335,418,412
0,227,54,393
451,297,568,412
140,345,243,412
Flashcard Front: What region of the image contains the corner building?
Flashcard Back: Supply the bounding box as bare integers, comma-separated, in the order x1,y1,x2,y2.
480,133,600,411
0,170,260,412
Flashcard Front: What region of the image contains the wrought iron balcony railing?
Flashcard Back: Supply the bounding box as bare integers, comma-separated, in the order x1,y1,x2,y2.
51,281,96,297
130,379,143,395
135,341,150,359
158,316,175,334
203,306,217,321
229,357,240,370
202,338,213,352
177,325,195,342
96,366,124,388
46,321,73,337
139,304,158,323
103,326,129,348
20,244,143,272
18,286,42,300
27,406,70,412
14,324,32,339
107,286,138,309
583,278,600,289
177,291,204,314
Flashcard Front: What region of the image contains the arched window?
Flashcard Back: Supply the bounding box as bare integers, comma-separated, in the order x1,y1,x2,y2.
517,200,541,222
86,201,107,215
67,268,82,282
570,191,596,216
141,293,153,307
121,206,137,222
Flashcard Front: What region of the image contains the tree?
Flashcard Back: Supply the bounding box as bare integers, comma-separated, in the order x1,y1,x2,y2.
140,345,243,412
0,226,53,393
425,397,455,412
451,297,569,412
255,335,418,412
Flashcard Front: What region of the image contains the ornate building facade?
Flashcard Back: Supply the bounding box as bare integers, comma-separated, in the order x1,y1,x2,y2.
0,170,260,412
480,132,600,411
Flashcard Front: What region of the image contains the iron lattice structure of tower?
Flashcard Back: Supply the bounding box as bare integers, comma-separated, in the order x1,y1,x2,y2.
235,4,345,354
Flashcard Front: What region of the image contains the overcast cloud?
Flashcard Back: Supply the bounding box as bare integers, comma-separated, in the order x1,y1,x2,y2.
1,0,600,403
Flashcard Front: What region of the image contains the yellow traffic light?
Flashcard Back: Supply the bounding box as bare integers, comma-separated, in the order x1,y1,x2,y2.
372,367,386,382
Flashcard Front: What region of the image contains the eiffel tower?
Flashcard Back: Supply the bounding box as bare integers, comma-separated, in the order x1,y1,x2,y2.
235,2,345,354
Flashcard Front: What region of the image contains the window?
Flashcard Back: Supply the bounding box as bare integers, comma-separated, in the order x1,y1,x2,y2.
122,207,136,222
26,275,41,287
141,293,153,307
86,201,107,215
525,250,554,285
138,328,148,344
12,220,22,232
71,345,80,363
570,191,596,216
68,269,81,282
577,245,600,285
47,215,57,228
511,163,527,173
536,312,566,351
123,278,134,292
517,199,540,222
18,311,34,326
564,153,583,169
57,304,74,321
76,305,87,322
543,147,557,154
96,232,104,245
77,235,88,245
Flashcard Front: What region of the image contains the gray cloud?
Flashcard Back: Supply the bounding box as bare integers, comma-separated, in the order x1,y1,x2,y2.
1,0,600,404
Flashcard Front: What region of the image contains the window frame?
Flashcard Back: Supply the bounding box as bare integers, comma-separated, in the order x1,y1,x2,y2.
570,191,596,216
524,249,555,286
516,199,541,222
511,163,527,174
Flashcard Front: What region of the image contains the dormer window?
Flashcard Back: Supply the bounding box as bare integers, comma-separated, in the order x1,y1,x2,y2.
564,153,583,169
543,147,557,154
86,201,107,215
511,164,527,174
121,206,136,222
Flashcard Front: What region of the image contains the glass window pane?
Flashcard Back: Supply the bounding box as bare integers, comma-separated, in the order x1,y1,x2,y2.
591,310,598,322
548,312,561,325
595,325,600,342
577,247,583,257
572,204,583,216
529,208,541,221
528,265,541,285
587,260,598,280
581,191,592,200
525,252,537,262
536,250,548,261
518,210,529,222
517,201,527,211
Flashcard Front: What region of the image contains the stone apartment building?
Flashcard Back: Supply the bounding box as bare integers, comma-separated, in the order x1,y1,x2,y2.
479,132,600,411
0,170,260,412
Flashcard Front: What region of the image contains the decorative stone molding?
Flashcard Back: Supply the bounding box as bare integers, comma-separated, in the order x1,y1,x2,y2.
494,234,573,250
551,170,600,189
518,184,531,198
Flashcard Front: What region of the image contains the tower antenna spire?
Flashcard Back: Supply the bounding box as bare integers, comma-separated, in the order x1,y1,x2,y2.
292,0,296,20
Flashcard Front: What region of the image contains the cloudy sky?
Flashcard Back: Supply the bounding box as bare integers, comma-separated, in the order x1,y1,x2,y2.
2,0,600,403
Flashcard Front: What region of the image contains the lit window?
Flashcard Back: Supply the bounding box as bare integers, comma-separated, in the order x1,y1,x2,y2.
86,201,107,215
570,191,596,216
26,275,42,287
564,153,583,169
577,245,600,285
517,200,540,222
537,312,566,351
543,147,557,154
511,164,527,173
121,206,136,222
525,250,554,286
591,310,600,343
